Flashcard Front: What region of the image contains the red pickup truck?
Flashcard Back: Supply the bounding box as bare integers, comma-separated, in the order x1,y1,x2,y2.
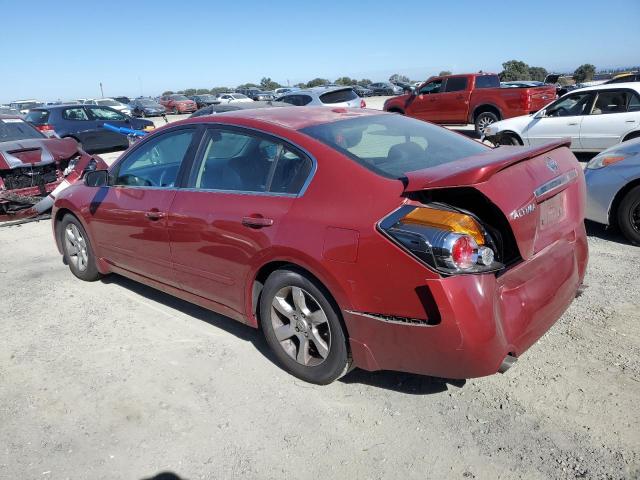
383,73,557,134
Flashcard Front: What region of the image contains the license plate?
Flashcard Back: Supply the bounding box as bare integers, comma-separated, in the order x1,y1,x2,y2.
539,191,565,229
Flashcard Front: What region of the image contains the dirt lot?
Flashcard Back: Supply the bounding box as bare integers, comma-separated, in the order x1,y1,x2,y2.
1,105,639,479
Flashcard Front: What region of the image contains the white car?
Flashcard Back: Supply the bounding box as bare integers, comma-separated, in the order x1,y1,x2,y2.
216,93,254,104
275,86,364,108
83,98,131,115
484,83,640,151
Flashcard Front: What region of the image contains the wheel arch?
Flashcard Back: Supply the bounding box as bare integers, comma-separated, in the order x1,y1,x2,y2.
622,130,640,143
247,257,351,336
386,107,405,115
470,103,502,123
500,130,524,145
609,178,640,227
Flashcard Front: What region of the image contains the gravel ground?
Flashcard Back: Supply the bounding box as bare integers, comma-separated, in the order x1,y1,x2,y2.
1,105,639,480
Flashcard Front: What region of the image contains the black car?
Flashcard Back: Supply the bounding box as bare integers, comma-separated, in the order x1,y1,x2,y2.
191,94,220,108
130,98,167,118
190,100,289,118
352,85,373,97
24,104,154,152
236,88,274,101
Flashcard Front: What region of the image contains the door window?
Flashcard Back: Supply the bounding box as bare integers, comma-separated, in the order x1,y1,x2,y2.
62,108,89,121
113,129,195,187
590,90,638,115
190,129,313,194
89,107,126,121
443,77,468,92
546,92,594,117
628,92,640,112
419,80,442,95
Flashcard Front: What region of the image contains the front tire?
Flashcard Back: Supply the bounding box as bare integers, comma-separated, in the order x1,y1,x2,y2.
617,185,640,246
475,111,499,136
260,269,350,384
60,214,102,281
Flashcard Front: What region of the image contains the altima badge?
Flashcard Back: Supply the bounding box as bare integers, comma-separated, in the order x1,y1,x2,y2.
546,157,559,172
510,202,536,220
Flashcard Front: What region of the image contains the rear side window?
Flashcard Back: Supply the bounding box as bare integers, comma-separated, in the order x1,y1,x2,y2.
62,108,89,121
475,75,500,89
591,90,640,115
444,77,468,92
320,89,358,104
0,118,44,141
628,92,640,112
190,129,312,194
301,114,487,179
25,110,50,124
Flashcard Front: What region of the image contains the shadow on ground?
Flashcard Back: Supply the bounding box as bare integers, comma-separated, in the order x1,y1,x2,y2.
142,473,185,480
102,274,464,395
585,219,633,245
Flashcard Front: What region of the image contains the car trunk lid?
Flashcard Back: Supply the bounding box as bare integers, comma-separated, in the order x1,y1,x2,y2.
403,139,585,260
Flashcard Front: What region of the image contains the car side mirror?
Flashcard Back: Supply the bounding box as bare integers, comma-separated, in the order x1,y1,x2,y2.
84,169,109,187
534,109,546,119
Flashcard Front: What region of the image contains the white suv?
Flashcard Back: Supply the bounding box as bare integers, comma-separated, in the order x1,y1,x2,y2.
484,83,640,151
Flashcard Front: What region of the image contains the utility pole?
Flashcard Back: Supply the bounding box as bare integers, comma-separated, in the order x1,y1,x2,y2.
99,82,104,98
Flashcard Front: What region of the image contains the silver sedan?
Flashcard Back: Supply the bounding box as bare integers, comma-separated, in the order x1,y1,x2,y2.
585,137,640,245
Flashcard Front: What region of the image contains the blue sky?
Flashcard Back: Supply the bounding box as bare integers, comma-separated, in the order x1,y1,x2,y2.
1,0,638,102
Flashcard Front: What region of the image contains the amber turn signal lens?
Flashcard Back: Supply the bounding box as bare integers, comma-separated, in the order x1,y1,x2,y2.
402,207,485,245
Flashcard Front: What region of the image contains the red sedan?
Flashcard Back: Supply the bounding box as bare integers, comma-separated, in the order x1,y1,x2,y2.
51,107,588,384
159,94,197,114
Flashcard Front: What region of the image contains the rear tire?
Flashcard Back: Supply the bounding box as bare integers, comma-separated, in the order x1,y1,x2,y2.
475,111,499,136
60,214,102,281
617,185,640,246
172,107,179,115
260,269,351,384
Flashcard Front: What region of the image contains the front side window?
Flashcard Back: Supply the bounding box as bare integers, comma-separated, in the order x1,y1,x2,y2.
301,113,487,179
62,108,89,121
89,107,126,121
114,129,195,187
419,80,442,95
546,92,594,117
190,129,312,194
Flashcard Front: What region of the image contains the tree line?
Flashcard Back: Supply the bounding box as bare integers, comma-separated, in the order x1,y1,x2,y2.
162,61,618,96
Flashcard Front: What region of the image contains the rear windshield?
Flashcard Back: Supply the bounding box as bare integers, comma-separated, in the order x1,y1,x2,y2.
0,118,44,141
320,89,358,104
300,114,487,179
97,99,120,106
474,75,500,89
25,110,50,124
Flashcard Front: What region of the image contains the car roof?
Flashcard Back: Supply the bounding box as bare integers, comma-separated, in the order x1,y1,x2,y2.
184,106,386,130
280,86,354,96
570,82,640,93
0,114,25,120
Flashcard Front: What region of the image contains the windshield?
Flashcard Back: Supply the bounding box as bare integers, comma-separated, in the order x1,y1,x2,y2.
0,118,44,141
97,100,120,106
199,95,216,101
139,99,158,106
233,94,249,99
301,114,487,179
170,95,189,101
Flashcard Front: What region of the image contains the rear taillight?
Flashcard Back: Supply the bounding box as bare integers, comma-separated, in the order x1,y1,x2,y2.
360,99,366,108
36,124,54,132
378,205,504,275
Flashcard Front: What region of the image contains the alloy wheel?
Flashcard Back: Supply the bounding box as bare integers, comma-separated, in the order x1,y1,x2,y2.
64,224,88,272
631,201,640,234
477,116,495,133
270,286,331,366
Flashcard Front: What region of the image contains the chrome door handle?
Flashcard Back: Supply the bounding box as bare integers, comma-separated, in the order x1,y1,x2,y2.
242,216,274,228
567,122,578,126
625,120,636,123
145,210,166,221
